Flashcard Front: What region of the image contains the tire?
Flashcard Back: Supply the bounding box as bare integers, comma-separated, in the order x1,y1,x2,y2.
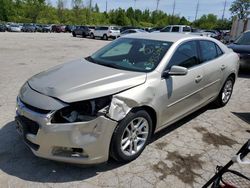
82,32,86,38
90,33,95,39
214,76,234,107
110,109,152,162
72,32,76,37
103,34,108,40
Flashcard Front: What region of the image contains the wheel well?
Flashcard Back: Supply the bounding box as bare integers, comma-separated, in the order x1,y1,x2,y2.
132,106,157,136
228,73,236,83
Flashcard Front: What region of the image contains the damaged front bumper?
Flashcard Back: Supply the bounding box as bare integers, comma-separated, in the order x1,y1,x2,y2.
15,97,117,164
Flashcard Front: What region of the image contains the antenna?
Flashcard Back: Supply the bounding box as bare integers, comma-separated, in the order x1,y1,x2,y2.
195,0,200,21
156,0,160,11
222,0,227,20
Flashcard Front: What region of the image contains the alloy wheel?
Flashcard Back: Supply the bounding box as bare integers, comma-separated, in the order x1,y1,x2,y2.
120,117,149,156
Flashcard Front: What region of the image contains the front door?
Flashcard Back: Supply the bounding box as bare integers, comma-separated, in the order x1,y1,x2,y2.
158,41,206,127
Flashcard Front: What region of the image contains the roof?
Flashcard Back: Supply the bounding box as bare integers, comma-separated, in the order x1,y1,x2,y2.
123,32,202,43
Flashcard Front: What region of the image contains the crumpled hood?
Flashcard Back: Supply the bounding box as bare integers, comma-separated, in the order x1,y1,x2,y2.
28,59,146,103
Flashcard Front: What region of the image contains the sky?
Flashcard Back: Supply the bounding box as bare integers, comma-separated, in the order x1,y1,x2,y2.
50,0,235,21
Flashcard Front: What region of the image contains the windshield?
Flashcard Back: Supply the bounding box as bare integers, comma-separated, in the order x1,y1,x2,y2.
87,38,172,72
234,32,250,45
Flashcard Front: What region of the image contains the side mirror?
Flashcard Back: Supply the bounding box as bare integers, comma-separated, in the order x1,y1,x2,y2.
162,65,188,78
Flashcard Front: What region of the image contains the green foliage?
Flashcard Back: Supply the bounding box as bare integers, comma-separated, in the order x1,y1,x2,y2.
192,14,231,30
230,0,250,19
0,1,232,30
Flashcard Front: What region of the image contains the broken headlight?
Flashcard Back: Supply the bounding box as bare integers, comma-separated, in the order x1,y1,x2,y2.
51,96,112,123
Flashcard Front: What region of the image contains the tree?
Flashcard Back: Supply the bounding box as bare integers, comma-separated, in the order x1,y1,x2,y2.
57,0,65,23
0,0,14,21
94,3,99,13
230,0,250,19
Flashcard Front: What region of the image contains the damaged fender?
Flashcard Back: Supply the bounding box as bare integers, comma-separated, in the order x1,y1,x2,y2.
107,83,157,121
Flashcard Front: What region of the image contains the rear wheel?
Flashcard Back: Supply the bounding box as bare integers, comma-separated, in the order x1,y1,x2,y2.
72,32,76,37
214,76,234,107
82,32,86,38
91,33,95,39
110,109,152,162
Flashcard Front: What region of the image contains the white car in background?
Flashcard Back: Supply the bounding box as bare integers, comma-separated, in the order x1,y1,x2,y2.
8,24,22,32
158,25,191,33
90,26,120,40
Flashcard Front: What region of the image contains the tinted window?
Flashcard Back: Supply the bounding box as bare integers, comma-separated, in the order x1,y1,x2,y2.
161,26,171,32
167,41,199,69
171,27,180,32
101,27,108,30
199,41,218,62
234,32,250,45
183,26,191,32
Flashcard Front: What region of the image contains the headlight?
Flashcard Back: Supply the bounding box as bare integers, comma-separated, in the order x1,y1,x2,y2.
51,96,112,123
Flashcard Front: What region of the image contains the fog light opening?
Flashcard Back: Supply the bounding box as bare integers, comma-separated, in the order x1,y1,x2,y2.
52,147,88,158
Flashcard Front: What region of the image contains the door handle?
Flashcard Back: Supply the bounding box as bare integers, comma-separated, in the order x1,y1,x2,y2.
221,65,226,70
195,75,203,83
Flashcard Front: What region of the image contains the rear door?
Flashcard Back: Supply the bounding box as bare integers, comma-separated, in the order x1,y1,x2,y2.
197,40,225,100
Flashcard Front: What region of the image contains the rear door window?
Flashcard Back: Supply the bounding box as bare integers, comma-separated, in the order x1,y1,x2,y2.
199,41,218,62
183,26,191,32
171,27,180,32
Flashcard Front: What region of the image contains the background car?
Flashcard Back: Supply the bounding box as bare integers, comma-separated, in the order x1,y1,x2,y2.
52,25,65,33
8,24,22,32
0,24,7,32
159,25,191,33
35,24,44,32
22,23,36,32
148,27,164,32
72,26,90,37
204,30,222,40
88,26,96,35
65,25,75,33
120,26,139,33
120,29,147,36
42,24,52,32
228,30,250,71
91,26,120,40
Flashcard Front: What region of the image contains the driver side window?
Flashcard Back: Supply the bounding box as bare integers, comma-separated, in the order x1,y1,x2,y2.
167,41,199,69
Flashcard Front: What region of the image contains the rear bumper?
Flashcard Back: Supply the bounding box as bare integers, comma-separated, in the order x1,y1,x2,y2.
15,97,118,164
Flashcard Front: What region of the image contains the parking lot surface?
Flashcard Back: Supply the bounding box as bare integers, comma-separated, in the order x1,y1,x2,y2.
0,33,249,188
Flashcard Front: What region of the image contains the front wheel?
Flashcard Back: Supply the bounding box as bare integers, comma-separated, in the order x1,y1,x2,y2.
103,34,108,40
110,109,152,162
214,76,234,107
90,33,95,39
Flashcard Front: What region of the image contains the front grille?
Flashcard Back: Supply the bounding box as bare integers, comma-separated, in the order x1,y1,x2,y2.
20,99,51,114
18,115,40,135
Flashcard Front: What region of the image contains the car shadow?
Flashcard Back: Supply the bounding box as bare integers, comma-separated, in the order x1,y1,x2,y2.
0,103,216,183
238,71,250,78
231,112,250,124
151,103,213,143
0,121,124,183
